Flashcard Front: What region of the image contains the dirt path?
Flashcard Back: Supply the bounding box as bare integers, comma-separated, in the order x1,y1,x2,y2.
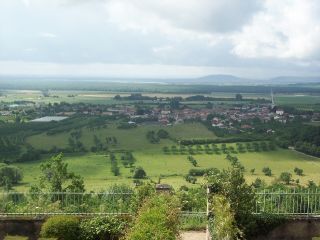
181,231,206,240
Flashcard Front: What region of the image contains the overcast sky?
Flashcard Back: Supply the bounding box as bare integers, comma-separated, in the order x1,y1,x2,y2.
0,0,320,79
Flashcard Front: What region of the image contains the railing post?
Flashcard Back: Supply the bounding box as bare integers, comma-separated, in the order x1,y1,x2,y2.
263,189,266,212
206,186,210,240
307,189,310,216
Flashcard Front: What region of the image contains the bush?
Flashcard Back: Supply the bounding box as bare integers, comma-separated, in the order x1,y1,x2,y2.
209,195,242,239
133,166,146,179
294,167,303,176
125,194,180,240
0,164,23,187
279,172,292,185
40,216,80,240
80,216,128,240
185,175,197,184
262,167,272,176
247,214,287,238
206,165,256,238
157,129,169,139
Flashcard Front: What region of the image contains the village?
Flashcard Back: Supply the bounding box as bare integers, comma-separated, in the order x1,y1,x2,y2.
0,93,316,135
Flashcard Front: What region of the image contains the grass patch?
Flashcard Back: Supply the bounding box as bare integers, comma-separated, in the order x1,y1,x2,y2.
4,236,28,240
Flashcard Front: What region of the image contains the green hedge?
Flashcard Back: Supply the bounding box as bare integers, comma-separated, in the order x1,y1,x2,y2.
79,216,129,240
125,194,181,240
40,216,80,240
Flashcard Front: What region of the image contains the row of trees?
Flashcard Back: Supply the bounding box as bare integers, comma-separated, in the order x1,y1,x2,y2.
163,141,276,155
109,153,120,176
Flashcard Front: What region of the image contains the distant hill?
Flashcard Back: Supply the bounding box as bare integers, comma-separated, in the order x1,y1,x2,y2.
195,74,252,84
0,75,320,90
269,76,320,84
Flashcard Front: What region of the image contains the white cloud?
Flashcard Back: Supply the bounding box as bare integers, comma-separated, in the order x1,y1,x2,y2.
39,32,57,38
104,0,260,45
21,0,30,7
231,0,320,60
0,0,319,77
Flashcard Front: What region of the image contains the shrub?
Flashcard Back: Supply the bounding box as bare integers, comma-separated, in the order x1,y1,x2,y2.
157,129,169,139
40,216,80,240
133,166,146,179
80,216,128,240
262,167,272,176
0,164,23,189
279,172,292,185
247,214,287,238
185,175,197,184
206,165,256,238
294,167,303,176
125,194,180,240
209,195,242,239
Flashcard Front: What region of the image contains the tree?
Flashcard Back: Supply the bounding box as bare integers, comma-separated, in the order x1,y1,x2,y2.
157,129,169,139
39,153,85,192
294,167,303,176
185,175,197,184
0,164,23,189
169,98,180,109
206,163,256,238
262,167,272,176
133,166,147,179
251,178,265,189
235,93,243,101
279,172,292,185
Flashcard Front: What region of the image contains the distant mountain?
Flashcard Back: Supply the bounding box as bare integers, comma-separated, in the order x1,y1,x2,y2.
269,76,320,84
195,74,252,84
0,74,320,86
181,75,320,85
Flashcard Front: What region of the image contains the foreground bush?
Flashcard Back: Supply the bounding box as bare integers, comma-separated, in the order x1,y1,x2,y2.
209,195,242,239
125,194,180,240
80,216,129,240
40,216,80,240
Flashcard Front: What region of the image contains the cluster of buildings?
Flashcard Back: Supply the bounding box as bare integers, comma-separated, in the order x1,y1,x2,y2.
0,99,316,129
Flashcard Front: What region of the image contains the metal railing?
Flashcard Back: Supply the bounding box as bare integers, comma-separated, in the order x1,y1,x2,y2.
0,191,134,216
254,189,320,216
2,190,320,217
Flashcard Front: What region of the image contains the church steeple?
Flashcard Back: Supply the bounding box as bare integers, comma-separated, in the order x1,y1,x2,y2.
271,88,275,109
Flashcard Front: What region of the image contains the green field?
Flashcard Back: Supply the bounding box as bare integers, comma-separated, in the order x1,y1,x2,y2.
26,122,216,151
275,94,320,111
2,89,320,111
14,147,320,191
0,121,310,190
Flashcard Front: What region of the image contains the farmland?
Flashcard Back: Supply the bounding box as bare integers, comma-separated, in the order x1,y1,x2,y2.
13,146,320,191
1,87,320,192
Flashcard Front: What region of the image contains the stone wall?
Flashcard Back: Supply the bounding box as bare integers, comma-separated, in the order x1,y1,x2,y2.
0,219,44,240
253,218,320,240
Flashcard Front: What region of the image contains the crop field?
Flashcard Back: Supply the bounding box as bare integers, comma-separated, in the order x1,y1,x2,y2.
26,122,216,151
0,120,314,191
14,147,320,191
275,94,320,111
2,90,320,110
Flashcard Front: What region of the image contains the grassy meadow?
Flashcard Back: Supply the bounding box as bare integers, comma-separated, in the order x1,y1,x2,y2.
2,89,320,191
10,121,319,191
14,147,320,191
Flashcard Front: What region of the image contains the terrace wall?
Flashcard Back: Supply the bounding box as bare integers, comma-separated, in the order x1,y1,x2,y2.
253,217,320,240
0,218,43,240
